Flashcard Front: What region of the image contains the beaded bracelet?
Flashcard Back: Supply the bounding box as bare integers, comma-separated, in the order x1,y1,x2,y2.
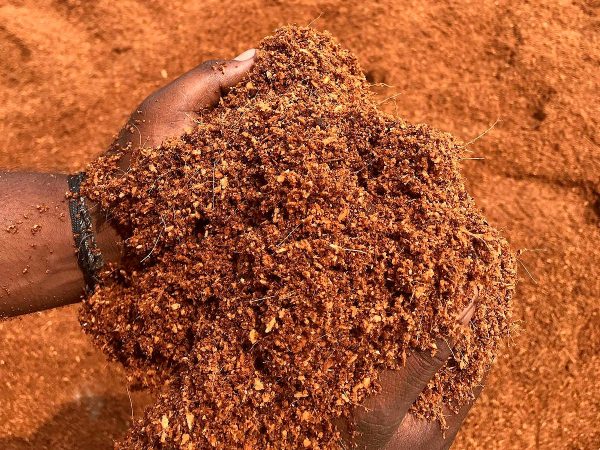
67,172,104,294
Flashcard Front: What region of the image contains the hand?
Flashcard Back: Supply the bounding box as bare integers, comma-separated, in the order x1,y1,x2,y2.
0,48,257,318
92,48,257,263
341,303,482,450
112,48,256,167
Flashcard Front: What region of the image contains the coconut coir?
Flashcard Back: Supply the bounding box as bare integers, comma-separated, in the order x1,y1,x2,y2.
80,26,516,448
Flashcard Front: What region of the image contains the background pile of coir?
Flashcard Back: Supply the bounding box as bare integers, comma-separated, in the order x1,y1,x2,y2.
79,26,515,448
0,1,598,449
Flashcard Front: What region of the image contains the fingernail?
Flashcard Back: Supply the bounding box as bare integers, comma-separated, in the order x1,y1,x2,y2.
233,48,256,61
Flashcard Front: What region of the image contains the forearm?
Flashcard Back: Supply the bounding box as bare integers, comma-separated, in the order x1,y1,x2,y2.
0,171,120,318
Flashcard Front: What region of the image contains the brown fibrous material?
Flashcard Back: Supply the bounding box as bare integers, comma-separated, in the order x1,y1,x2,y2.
80,26,516,449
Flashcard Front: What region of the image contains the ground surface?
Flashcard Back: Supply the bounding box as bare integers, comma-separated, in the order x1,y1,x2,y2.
0,0,598,449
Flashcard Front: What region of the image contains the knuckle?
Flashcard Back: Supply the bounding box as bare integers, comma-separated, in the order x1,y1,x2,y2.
407,353,434,376
355,414,399,449
405,347,448,383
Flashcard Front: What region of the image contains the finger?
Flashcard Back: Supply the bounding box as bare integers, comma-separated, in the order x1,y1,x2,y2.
399,301,476,406
113,49,256,162
383,383,485,450
351,302,475,449
148,48,256,114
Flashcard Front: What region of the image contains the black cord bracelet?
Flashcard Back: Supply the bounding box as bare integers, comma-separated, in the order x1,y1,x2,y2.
67,172,104,295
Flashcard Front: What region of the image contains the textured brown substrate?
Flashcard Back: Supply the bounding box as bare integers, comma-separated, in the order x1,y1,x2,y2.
80,26,516,449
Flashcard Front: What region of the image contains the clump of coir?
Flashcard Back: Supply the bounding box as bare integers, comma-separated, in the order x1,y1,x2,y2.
81,26,516,448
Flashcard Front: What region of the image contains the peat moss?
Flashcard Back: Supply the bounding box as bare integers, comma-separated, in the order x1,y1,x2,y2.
81,26,516,449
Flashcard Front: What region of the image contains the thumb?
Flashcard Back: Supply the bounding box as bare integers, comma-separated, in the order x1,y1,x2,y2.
150,48,257,114
113,49,256,159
